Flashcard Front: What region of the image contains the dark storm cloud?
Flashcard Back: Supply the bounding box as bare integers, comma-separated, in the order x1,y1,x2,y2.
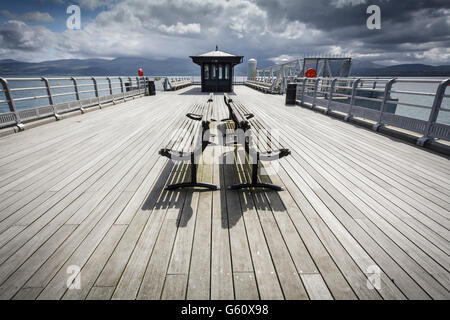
0,0,448,64
250,0,450,63
254,0,450,30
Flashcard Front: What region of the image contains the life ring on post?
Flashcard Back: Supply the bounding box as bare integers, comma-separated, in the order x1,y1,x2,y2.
305,68,317,78
138,68,144,77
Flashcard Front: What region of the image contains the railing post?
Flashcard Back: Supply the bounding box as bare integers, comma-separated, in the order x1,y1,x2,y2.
163,78,169,91
326,78,337,114
300,77,306,106
344,78,361,122
136,77,140,95
311,78,319,108
119,77,126,102
373,78,396,131
145,76,149,95
107,77,115,105
128,77,134,98
417,78,450,146
0,77,23,130
91,77,101,108
42,77,60,120
71,77,84,113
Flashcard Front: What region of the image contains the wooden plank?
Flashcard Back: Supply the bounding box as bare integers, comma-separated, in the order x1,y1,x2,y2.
113,172,187,299
300,274,333,300
0,225,76,300
223,156,254,274
236,87,450,300
161,275,188,300
210,123,234,300
94,162,174,288
1,87,449,301
0,102,185,287
186,147,213,300
62,225,126,300
12,287,42,300
86,287,115,300
246,90,446,300
0,226,25,248
233,273,259,300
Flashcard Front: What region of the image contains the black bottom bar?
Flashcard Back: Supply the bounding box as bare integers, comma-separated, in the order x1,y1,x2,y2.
166,182,219,190
228,162,283,191
227,182,283,191
166,159,218,190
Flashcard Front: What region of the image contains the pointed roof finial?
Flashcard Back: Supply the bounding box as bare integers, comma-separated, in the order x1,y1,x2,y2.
216,45,218,51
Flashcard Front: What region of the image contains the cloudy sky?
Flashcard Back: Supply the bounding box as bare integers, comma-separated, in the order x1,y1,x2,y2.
0,0,449,65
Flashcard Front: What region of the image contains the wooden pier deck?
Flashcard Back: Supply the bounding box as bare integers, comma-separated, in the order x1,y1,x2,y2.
0,86,448,300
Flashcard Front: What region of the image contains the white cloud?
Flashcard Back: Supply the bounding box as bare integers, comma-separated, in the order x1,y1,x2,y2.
74,0,110,11
331,0,368,8
158,22,201,35
278,21,307,40
269,54,297,64
413,47,450,64
0,20,54,50
1,10,54,23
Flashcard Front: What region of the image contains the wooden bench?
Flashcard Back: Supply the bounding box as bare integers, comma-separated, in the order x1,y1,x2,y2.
245,80,276,94
223,93,290,191
167,79,192,91
159,94,218,190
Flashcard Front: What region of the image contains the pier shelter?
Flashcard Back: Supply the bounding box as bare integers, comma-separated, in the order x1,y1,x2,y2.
190,46,243,92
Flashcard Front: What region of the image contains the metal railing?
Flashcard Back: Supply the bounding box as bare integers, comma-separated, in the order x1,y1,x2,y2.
294,77,450,145
162,77,193,91
246,77,280,94
0,76,149,130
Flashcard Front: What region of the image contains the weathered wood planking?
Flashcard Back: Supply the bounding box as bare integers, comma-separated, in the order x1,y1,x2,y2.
0,86,448,300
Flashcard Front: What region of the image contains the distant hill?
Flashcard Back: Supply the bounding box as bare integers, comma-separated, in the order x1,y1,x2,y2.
0,57,449,77
350,62,450,77
0,57,199,76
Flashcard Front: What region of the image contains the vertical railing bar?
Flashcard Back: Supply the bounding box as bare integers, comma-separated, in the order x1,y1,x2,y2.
107,77,115,105
91,77,101,108
119,77,126,101
71,77,84,113
326,78,337,114
128,77,133,98
417,78,450,146
344,78,361,122
373,78,396,131
311,78,319,108
0,77,23,130
42,77,60,120
300,77,306,105
136,77,140,96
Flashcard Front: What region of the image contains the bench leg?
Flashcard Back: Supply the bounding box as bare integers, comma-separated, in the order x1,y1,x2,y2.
227,162,284,191
166,156,219,191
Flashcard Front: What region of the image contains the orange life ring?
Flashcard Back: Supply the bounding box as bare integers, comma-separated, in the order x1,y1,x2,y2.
138,68,144,77
305,68,317,78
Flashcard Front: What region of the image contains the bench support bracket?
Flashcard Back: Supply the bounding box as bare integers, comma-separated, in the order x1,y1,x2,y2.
228,156,284,191
166,154,219,191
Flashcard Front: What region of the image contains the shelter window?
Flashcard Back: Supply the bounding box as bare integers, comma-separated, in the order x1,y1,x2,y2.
204,64,209,80
211,64,216,79
218,65,223,79
225,64,230,80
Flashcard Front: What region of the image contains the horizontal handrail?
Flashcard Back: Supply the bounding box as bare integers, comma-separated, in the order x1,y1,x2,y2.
0,76,150,130
293,77,450,146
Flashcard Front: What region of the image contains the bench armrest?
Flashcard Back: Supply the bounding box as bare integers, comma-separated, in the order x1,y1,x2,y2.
258,148,291,161
186,113,203,121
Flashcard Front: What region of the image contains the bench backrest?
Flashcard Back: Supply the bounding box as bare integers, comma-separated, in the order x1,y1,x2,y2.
224,95,290,159
224,93,250,130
